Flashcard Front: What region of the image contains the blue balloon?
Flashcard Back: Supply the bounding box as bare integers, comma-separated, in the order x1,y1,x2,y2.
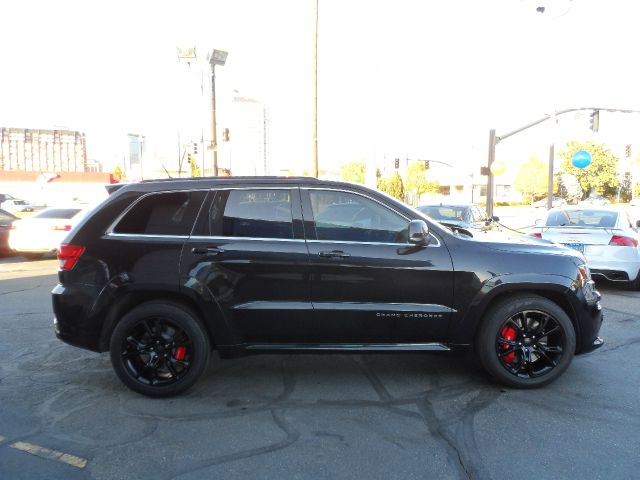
572,150,592,169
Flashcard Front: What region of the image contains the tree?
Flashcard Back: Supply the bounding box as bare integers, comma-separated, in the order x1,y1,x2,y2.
340,161,366,184
404,162,439,195
377,172,404,200
188,155,201,177
513,156,548,205
113,165,125,182
558,141,620,199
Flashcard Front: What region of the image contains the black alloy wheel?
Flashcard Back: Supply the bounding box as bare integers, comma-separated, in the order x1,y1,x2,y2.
495,310,566,379
110,302,210,397
476,295,576,388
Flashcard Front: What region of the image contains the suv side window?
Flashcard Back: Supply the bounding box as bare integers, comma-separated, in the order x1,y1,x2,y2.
113,191,206,236
208,189,294,239
309,190,408,243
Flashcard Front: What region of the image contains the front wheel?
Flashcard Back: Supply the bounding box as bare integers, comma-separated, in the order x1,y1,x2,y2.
475,296,576,388
110,302,210,397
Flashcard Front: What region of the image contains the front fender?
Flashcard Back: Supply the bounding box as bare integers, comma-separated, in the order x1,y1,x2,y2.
447,272,577,345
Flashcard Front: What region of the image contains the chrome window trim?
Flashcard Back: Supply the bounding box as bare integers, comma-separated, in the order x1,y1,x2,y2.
106,232,189,240
188,235,306,243
303,186,441,247
306,237,441,247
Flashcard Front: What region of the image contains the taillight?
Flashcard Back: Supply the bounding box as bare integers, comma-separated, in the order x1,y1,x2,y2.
529,232,542,238
609,235,638,247
51,225,72,231
57,244,85,271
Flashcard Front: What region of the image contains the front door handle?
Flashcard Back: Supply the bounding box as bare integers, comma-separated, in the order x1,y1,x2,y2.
318,250,351,258
191,247,224,255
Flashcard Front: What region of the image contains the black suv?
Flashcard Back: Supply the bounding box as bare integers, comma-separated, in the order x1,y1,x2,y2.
52,177,603,397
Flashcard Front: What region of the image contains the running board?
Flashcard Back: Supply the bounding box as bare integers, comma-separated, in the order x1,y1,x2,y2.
245,343,451,352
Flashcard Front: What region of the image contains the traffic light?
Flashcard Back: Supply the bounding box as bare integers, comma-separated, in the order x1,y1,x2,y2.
424,160,430,169
222,128,230,142
394,158,399,169
626,144,632,158
192,142,198,155
589,110,600,132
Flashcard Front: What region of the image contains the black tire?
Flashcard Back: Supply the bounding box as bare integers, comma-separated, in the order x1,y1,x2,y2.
109,301,210,397
627,270,640,291
475,295,576,389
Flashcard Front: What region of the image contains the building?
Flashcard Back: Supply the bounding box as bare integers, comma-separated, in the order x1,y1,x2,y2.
218,95,269,176
0,127,89,173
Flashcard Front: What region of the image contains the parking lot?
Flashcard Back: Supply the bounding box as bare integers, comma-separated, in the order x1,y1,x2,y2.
1,256,639,480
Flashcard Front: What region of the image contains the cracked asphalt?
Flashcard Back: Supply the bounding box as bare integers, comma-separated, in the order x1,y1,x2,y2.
0,257,639,480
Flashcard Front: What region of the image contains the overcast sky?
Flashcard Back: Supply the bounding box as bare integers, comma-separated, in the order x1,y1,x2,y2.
1,0,639,176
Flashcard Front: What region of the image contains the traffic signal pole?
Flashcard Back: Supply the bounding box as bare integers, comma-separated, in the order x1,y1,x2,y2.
485,106,640,216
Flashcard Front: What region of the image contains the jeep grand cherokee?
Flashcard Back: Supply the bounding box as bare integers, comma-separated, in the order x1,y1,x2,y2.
52,177,603,397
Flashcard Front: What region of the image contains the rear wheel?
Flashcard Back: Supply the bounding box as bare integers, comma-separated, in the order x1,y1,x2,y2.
627,270,640,291
475,295,576,388
110,302,210,397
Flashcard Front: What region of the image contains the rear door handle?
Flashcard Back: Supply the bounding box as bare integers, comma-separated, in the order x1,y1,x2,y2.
318,250,351,258
191,247,224,255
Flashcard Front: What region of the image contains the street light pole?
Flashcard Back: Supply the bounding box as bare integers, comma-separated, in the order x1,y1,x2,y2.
207,49,228,177
210,64,219,176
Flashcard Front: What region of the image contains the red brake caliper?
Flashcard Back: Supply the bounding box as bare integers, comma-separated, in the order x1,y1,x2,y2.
174,346,187,361
500,326,516,363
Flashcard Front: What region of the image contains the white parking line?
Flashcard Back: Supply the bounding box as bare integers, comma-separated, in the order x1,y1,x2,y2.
9,441,87,469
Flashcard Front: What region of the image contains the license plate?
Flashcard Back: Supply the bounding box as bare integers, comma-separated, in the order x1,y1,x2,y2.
562,242,584,253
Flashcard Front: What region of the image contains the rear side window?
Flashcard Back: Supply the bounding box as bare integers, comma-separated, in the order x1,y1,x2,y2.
207,189,293,239
35,208,82,219
114,191,206,235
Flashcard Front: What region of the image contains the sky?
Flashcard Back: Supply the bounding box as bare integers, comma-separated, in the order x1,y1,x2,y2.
1,0,640,178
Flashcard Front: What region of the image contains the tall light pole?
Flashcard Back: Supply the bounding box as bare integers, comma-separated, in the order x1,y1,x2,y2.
207,49,228,176
312,0,319,177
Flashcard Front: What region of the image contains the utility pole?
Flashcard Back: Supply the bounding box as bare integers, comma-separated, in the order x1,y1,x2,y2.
312,0,319,177
486,129,496,217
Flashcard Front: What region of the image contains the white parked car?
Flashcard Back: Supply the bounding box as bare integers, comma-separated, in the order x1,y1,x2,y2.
9,207,89,258
528,206,640,289
1,198,34,212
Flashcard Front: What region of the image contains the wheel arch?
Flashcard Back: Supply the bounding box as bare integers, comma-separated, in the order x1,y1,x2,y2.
98,291,217,352
451,275,583,352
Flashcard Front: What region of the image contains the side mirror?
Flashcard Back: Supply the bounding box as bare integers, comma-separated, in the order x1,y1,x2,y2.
534,218,542,225
491,215,500,222
635,220,640,228
408,220,430,246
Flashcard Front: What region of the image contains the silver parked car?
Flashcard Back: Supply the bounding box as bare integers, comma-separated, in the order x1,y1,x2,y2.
529,206,640,288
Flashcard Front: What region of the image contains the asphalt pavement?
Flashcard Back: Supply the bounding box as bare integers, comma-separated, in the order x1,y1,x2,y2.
0,257,639,480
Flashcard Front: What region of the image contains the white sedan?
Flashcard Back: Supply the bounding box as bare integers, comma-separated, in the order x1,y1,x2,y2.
529,206,640,289
1,199,35,212
9,207,89,258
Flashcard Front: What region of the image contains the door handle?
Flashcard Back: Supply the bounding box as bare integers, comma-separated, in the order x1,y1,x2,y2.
318,250,351,258
191,247,224,255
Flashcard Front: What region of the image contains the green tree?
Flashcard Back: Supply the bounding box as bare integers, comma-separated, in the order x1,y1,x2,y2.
188,155,201,177
513,156,548,205
404,162,439,195
559,141,620,199
377,172,404,200
340,161,366,183
113,165,125,182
